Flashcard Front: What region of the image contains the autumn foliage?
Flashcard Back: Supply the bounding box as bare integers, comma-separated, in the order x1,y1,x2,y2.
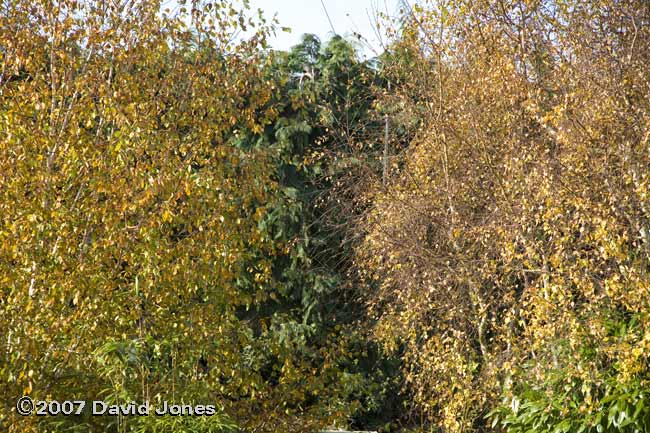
2,0,650,432
1,0,278,431
359,0,650,431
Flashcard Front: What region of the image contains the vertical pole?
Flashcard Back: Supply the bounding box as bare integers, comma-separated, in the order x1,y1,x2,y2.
383,81,391,186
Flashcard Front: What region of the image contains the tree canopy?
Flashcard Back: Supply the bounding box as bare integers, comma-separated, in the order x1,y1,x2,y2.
2,1,650,433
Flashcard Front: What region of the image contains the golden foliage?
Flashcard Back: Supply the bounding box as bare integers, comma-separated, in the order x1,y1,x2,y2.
0,0,278,431
358,0,650,430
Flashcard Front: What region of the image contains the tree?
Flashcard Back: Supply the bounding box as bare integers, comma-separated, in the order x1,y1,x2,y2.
0,1,278,431
356,0,650,431
227,34,404,433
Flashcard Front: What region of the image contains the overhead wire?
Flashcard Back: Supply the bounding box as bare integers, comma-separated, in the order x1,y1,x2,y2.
319,0,337,34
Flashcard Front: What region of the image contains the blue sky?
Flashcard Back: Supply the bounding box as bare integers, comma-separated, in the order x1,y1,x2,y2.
248,0,401,55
